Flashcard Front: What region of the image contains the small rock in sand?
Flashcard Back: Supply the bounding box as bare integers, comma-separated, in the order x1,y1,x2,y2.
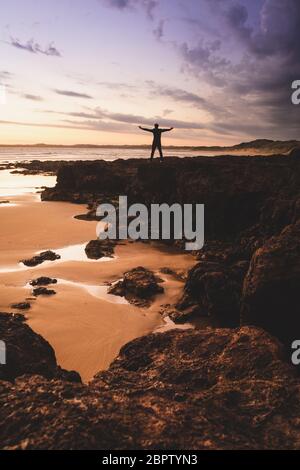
21,250,61,267
33,287,56,297
30,277,58,287
10,302,31,310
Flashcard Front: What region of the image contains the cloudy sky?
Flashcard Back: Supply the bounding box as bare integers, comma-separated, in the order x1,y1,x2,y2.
0,0,299,145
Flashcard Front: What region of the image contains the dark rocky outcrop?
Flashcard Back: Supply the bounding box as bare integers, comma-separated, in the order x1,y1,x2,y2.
176,257,249,327
108,266,164,307
5,154,295,450
0,313,80,383
85,239,115,259
1,326,300,450
11,159,68,176
21,250,61,267
11,169,48,176
42,160,129,204
30,277,58,287
40,155,300,334
241,221,300,344
33,287,56,297
42,156,299,238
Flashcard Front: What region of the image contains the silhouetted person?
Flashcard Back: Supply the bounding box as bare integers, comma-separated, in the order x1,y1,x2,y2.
139,123,174,161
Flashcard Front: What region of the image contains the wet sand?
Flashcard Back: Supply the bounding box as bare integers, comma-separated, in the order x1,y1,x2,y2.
0,172,195,382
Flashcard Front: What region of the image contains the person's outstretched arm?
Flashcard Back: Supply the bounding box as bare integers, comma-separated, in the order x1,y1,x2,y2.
138,126,153,132
161,127,174,132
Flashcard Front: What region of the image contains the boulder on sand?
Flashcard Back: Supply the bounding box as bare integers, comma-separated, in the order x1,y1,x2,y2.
0,312,80,382
85,239,115,260
108,266,164,306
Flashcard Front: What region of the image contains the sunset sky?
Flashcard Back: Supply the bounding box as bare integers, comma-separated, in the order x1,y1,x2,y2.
0,0,299,146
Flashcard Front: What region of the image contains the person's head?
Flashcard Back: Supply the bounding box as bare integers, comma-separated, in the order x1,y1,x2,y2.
154,123,159,128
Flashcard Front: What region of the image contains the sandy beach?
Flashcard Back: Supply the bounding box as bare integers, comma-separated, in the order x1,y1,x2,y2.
0,170,195,382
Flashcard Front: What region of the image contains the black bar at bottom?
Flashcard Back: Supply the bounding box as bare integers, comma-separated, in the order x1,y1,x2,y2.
0,450,298,466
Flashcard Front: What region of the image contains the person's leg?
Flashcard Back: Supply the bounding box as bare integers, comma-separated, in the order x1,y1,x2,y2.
151,143,156,159
158,144,163,161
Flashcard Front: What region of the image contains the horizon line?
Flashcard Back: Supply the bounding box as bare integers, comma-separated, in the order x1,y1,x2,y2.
0,139,298,150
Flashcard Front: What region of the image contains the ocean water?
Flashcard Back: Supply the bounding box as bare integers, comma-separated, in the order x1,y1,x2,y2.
0,146,227,163
0,169,56,197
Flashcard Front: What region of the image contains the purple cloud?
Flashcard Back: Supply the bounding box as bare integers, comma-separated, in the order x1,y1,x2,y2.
45,106,205,130
22,94,43,101
106,0,130,8
174,0,300,139
145,81,214,112
180,39,229,72
9,38,61,57
225,3,252,42
54,89,93,99
103,0,158,20
153,20,164,41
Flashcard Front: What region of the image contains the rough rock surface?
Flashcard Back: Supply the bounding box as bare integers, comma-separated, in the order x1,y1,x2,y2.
0,313,80,383
1,326,300,450
21,250,61,267
108,266,164,306
176,258,248,327
241,221,300,344
85,239,115,259
10,159,66,176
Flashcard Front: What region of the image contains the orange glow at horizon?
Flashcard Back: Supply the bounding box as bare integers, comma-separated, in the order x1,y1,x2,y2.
0,122,238,147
